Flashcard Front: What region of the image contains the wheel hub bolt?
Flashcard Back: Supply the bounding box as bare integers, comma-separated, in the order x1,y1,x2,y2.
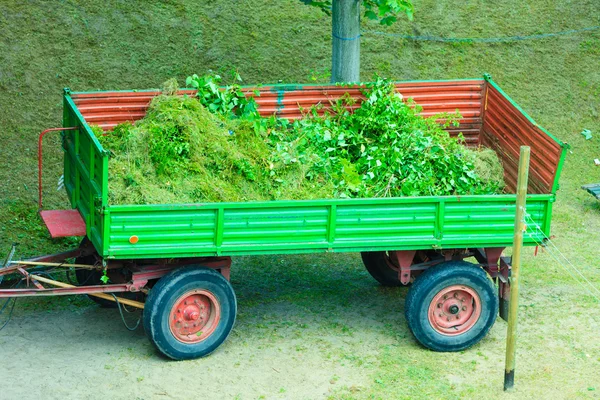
462,306,467,311
449,305,460,314
183,306,200,321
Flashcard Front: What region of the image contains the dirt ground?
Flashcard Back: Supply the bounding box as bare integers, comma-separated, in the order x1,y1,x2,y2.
0,303,369,400
0,253,598,400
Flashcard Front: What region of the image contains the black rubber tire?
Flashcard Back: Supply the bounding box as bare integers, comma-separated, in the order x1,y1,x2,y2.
75,255,117,308
405,261,498,352
361,251,402,286
143,266,237,360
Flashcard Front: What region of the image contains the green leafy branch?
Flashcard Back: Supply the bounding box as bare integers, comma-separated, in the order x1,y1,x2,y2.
300,0,413,24
185,71,260,120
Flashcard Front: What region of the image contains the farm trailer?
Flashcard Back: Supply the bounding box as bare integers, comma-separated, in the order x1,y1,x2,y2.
0,75,567,360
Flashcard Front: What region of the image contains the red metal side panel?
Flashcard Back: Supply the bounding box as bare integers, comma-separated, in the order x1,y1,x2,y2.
70,81,483,145
71,90,195,130
250,81,484,145
481,85,562,194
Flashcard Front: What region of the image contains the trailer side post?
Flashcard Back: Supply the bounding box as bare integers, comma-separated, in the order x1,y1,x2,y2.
504,146,530,391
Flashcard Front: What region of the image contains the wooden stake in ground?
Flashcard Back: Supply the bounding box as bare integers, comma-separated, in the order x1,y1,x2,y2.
504,146,530,391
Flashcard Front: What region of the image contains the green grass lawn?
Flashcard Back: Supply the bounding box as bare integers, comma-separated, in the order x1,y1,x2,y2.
0,0,599,398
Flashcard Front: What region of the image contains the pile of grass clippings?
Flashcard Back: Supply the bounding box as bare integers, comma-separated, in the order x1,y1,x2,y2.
268,77,505,198
96,75,504,205
464,147,505,191
97,92,333,204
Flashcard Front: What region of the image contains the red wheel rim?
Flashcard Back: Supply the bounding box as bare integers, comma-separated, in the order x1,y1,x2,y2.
427,285,481,336
169,290,221,343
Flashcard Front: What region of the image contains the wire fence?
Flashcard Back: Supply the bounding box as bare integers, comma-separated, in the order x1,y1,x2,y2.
525,214,600,303
363,25,600,43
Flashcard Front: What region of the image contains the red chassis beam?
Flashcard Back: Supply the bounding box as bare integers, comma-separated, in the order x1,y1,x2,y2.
0,245,232,300
386,247,508,285
0,283,130,298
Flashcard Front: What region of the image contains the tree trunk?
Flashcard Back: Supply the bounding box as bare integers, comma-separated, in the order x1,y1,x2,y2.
331,0,361,83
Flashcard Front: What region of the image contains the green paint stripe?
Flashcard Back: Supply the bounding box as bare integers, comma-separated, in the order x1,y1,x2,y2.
435,201,445,239
327,204,337,245
64,95,107,151
102,208,111,257
70,89,163,95
552,146,569,194
215,208,225,250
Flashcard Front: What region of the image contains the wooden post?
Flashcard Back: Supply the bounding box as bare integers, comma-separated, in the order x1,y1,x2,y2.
331,0,361,83
504,146,530,391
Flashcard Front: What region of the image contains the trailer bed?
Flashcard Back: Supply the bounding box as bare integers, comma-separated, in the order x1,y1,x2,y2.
4,75,569,359
60,76,567,260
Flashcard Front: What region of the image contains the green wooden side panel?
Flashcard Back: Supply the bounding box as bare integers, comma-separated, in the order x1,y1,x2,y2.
105,195,552,259
63,93,108,254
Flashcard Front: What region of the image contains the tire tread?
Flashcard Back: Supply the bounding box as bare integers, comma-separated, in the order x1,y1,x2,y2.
405,261,498,352
143,266,236,360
